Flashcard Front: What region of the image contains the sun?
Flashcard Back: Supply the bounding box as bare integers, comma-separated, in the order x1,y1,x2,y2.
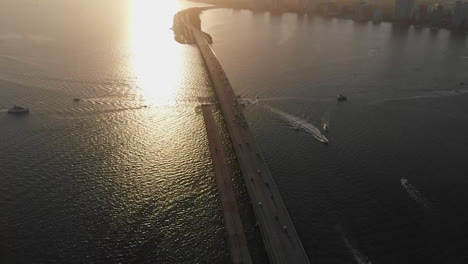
130,0,183,107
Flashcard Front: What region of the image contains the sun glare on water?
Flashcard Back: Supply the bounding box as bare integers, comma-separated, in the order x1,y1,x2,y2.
130,0,183,106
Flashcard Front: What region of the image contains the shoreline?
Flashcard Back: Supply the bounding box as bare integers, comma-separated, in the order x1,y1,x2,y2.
188,0,468,34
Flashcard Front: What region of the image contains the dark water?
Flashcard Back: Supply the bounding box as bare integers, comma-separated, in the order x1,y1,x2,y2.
202,9,468,264
1,1,468,263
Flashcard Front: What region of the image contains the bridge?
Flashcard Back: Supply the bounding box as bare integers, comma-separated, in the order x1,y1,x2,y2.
191,24,311,264
202,104,253,264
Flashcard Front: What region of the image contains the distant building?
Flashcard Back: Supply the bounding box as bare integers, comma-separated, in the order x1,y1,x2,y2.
279,0,305,10
452,1,468,29
372,0,383,22
373,7,383,22
356,1,371,21
452,1,464,27
394,0,415,22
271,0,281,10
340,4,354,18
296,0,312,12
429,3,448,27
304,0,319,12
464,2,468,28
325,1,340,16
414,4,429,24
252,0,269,10
315,1,335,15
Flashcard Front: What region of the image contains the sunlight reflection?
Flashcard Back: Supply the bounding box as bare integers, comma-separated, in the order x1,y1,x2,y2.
130,0,183,106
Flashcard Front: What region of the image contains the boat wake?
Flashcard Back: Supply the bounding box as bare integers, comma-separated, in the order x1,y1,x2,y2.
385,89,468,102
400,178,432,210
48,105,150,120
342,235,372,264
259,103,329,143
238,96,259,107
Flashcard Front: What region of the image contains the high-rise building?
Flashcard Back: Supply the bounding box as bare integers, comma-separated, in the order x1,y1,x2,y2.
429,3,446,27
270,0,281,10
414,4,429,24
453,1,464,27
465,2,468,28
325,1,339,16
372,0,383,22
373,7,383,22
452,1,468,29
356,1,371,21
394,0,415,22
297,0,312,12
251,0,269,10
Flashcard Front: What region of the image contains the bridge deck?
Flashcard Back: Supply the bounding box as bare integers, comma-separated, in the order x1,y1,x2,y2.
201,104,252,264
193,27,310,264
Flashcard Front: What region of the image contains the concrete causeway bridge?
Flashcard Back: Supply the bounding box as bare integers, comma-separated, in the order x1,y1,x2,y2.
191,25,311,264
202,104,253,264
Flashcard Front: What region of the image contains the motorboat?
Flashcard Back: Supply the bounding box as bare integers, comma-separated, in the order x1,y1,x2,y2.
8,106,29,114
337,94,347,101
323,123,329,132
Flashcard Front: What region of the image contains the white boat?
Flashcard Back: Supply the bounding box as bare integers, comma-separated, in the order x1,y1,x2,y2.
323,123,329,132
8,106,30,114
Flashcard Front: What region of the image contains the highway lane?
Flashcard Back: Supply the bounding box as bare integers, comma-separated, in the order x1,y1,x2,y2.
201,104,252,264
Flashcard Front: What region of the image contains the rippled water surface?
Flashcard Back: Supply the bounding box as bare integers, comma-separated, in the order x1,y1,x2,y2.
1,1,231,263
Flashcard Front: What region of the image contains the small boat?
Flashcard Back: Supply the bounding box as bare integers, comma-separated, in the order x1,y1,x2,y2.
337,94,347,101
8,105,30,114
460,82,465,86
323,123,329,132
73,98,81,102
